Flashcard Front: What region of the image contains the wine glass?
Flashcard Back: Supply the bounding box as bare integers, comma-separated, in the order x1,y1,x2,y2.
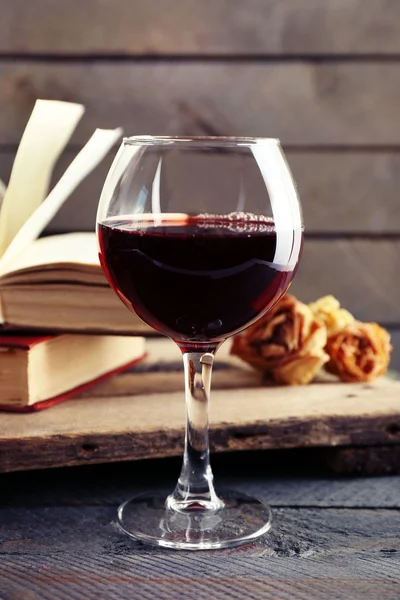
96,136,303,550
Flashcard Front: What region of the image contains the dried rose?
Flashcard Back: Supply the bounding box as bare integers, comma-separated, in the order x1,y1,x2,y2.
230,294,329,385
309,295,354,338
326,321,392,383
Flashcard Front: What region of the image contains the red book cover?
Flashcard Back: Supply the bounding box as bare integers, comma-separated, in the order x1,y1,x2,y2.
0,334,55,349
0,334,146,412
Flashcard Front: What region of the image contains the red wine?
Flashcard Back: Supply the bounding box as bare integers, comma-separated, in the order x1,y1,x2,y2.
98,215,303,347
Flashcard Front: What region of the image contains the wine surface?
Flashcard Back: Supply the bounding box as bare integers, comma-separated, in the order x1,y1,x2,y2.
98,215,302,346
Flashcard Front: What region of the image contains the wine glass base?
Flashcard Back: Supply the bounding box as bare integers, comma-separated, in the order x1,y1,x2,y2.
117,489,272,550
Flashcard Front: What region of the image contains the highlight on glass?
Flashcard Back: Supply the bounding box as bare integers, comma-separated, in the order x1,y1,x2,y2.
96,136,303,550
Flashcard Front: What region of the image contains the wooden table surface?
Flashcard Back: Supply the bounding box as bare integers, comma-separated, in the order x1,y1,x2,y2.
0,452,399,600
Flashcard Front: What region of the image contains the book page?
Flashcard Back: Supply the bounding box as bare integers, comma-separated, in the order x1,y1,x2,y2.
0,128,122,275
0,100,85,257
0,179,5,206
0,233,99,277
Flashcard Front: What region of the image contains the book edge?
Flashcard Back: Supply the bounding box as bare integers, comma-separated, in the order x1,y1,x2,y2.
0,352,147,413
0,334,58,349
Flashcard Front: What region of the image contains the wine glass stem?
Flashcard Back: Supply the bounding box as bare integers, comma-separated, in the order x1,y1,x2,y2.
166,350,224,513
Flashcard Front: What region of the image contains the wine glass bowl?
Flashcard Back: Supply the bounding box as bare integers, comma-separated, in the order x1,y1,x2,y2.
97,136,303,549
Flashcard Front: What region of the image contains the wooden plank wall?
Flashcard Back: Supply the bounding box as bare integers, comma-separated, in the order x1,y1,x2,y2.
1,0,400,370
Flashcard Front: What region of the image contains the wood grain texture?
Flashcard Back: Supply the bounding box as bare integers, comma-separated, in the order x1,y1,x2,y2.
1,369,399,472
0,150,395,234
292,239,400,323
388,330,400,371
1,460,399,598
2,460,400,508
233,475,400,508
324,444,400,476
0,505,399,600
0,552,398,600
0,505,399,558
2,63,400,144
0,0,399,55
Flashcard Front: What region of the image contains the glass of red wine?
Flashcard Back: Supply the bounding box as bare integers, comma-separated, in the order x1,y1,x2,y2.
97,136,303,550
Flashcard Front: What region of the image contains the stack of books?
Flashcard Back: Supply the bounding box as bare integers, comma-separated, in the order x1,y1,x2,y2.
0,100,150,411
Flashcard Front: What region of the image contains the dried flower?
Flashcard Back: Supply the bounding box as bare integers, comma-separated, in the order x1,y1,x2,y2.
231,295,329,385
326,321,392,383
309,295,354,338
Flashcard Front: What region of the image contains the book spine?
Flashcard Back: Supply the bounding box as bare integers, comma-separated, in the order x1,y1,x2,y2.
0,291,4,325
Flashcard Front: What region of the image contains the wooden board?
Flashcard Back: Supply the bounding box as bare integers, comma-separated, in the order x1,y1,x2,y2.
292,239,400,323
2,63,400,145
1,504,399,599
3,457,400,508
1,449,400,599
1,0,399,55
389,331,400,372
1,465,400,600
0,150,393,234
1,340,399,474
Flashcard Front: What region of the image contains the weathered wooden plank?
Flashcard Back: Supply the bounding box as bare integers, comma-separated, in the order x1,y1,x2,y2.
1,150,396,234
289,152,400,234
2,63,400,144
1,506,399,559
1,0,400,55
323,444,400,476
1,553,399,600
388,330,400,372
0,505,399,600
2,456,400,508
235,475,400,508
0,373,399,473
293,239,400,323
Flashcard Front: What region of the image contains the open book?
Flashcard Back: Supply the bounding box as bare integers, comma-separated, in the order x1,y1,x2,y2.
0,100,151,334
